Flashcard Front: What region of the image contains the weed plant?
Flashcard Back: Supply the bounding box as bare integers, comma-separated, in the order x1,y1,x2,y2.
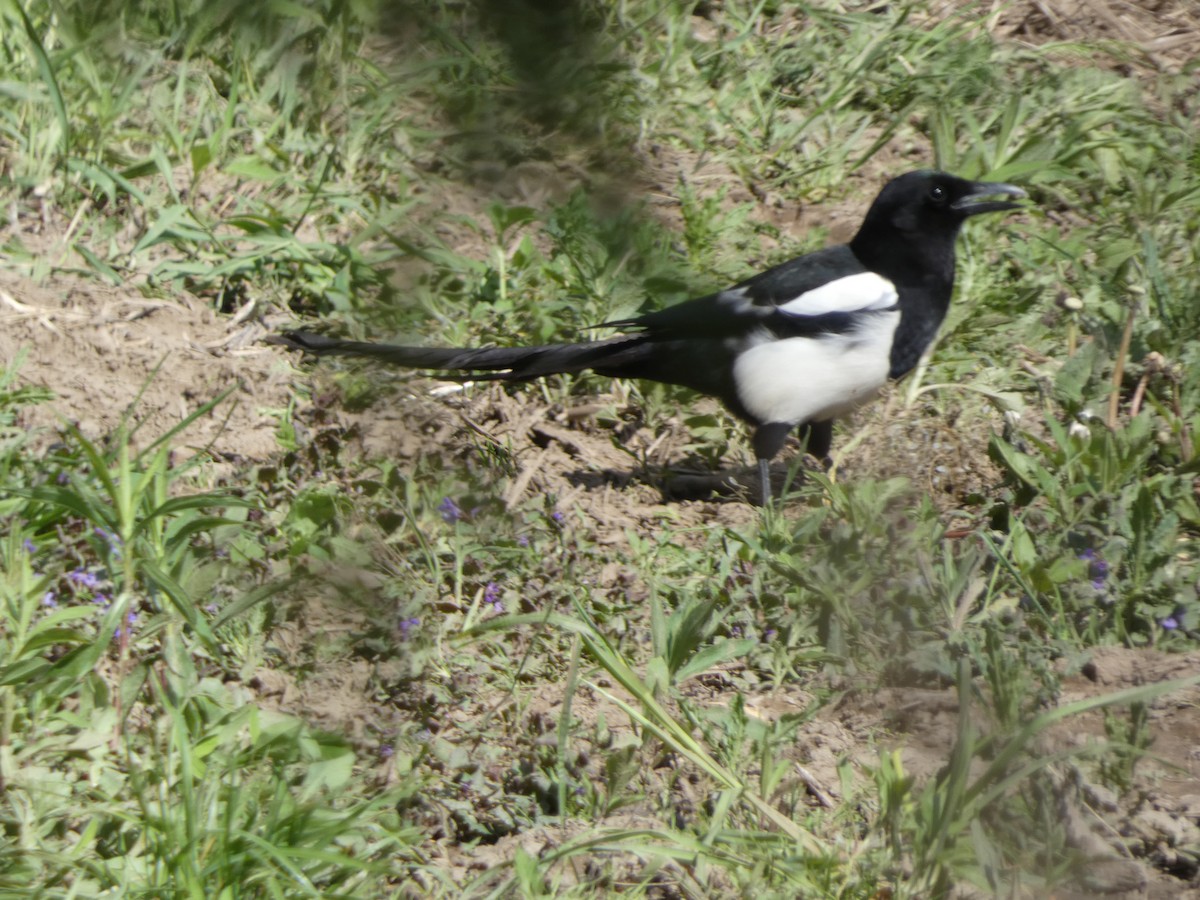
2,0,1199,896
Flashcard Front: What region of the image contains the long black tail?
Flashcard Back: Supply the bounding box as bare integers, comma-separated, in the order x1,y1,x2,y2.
268,330,656,382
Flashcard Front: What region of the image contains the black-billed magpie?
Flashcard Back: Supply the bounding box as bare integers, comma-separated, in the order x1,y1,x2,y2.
271,170,1026,502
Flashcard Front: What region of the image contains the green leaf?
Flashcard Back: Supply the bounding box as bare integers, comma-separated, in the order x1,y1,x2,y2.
73,243,124,284
190,142,213,175
301,751,355,796
140,560,219,650
990,437,1055,496
11,2,69,156
0,657,51,687
223,155,283,181
674,638,756,683
1053,341,1101,408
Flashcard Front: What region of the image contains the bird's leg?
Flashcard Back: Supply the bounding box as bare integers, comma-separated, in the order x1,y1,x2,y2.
797,420,833,461
752,420,835,504
752,422,794,506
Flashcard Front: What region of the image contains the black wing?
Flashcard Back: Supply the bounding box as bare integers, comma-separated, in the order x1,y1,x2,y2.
602,245,883,340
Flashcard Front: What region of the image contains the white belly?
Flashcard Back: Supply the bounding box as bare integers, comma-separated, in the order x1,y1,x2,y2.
732,311,899,425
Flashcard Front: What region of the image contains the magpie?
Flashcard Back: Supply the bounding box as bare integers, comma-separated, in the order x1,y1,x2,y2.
271,170,1025,502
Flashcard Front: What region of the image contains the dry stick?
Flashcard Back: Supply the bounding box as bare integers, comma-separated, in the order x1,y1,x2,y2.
1128,372,1151,418
1129,352,1165,419
1107,292,1140,430
794,764,837,809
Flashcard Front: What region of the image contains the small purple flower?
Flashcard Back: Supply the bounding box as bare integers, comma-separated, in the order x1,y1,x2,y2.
115,611,138,640
94,527,117,544
92,592,110,608
56,472,69,485
399,616,420,638
1079,550,1109,582
22,538,36,553
42,591,58,607
483,582,503,613
517,535,530,548
379,744,395,760
438,497,463,524
1161,615,1180,631
1079,549,1111,604
94,527,124,559
112,614,133,643
763,628,778,642
68,568,101,590
204,603,219,615
551,511,564,524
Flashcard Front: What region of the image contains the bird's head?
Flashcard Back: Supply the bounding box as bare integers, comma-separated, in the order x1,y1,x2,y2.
857,170,1027,240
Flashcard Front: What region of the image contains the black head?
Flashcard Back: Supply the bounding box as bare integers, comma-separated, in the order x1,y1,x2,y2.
849,170,1026,287
848,170,1027,379
855,170,1026,242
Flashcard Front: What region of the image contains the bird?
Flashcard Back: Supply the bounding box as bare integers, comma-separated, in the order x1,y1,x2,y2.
270,170,1026,503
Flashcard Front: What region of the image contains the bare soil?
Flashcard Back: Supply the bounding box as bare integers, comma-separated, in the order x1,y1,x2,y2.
0,267,286,471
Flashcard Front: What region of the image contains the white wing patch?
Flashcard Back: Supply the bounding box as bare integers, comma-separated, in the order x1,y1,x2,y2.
777,272,897,316
733,307,901,426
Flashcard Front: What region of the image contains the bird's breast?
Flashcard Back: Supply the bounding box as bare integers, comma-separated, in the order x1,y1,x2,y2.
731,310,899,426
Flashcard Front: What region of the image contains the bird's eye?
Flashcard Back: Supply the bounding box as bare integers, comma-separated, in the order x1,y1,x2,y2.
929,185,947,203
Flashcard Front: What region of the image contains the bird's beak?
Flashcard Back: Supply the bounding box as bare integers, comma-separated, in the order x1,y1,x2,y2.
952,181,1028,216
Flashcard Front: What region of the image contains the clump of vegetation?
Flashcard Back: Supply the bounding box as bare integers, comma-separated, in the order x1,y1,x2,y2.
2,0,1199,896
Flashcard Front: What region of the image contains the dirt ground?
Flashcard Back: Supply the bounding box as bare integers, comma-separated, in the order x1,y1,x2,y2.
0,268,286,468
3,1,1198,895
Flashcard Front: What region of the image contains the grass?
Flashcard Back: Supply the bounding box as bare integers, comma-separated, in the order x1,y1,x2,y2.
2,0,1200,896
